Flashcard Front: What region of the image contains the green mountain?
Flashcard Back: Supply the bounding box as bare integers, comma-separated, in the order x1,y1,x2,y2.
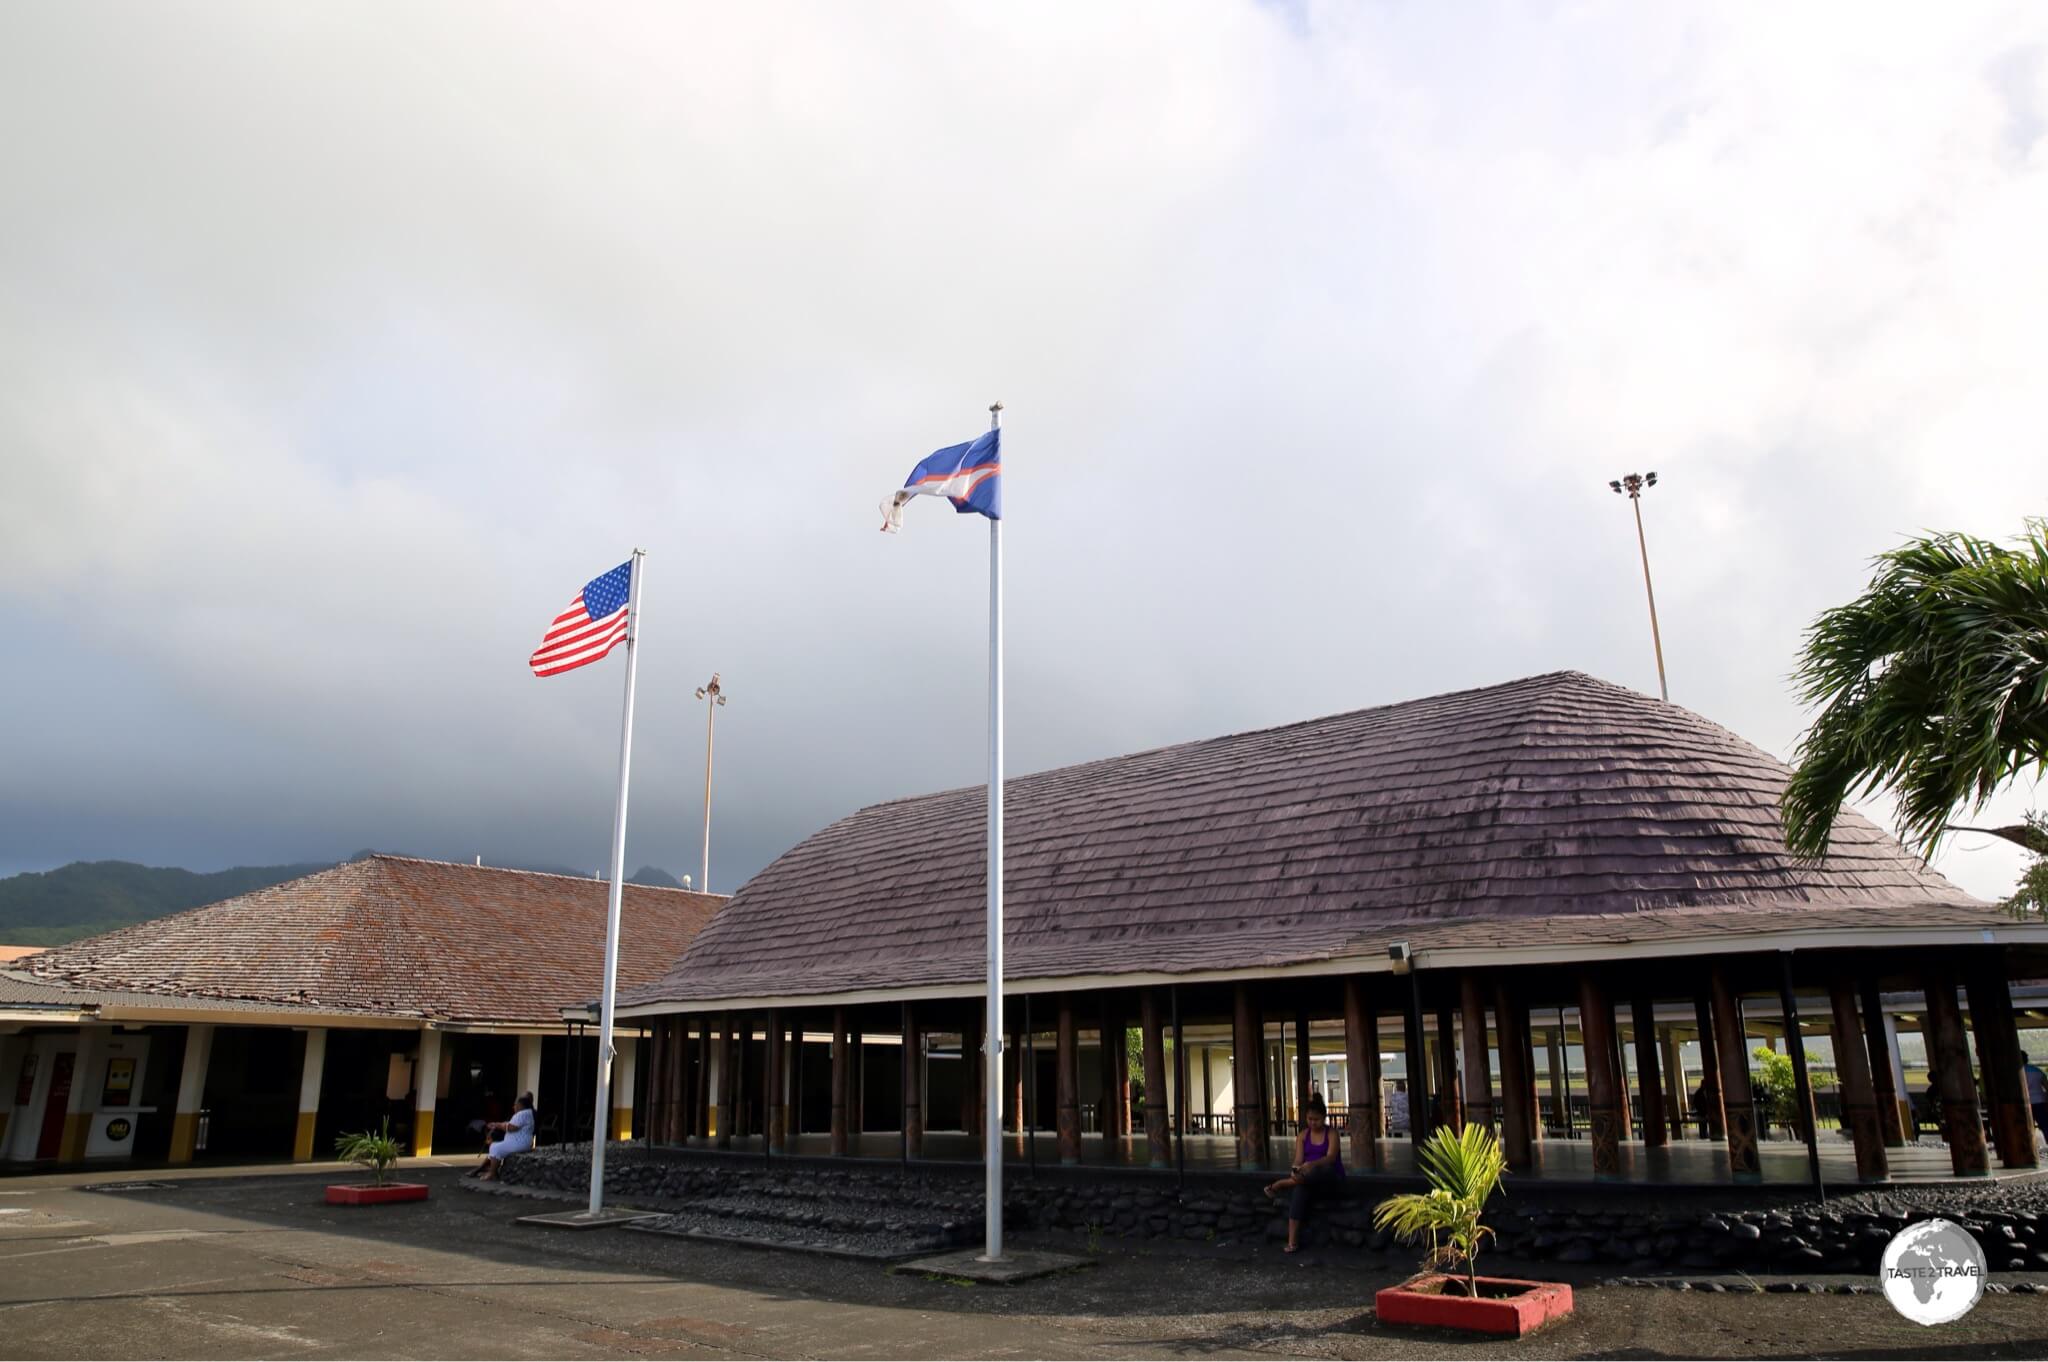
0,856,691,948
0,860,335,947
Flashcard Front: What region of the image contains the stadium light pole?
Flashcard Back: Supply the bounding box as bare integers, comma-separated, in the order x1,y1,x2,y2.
695,674,727,892
1609,472,1669,702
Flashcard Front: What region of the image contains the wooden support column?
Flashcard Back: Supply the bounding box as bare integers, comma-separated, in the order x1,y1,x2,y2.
1631,998,1667,1148
1925,965,1991,1176
1860,977,1906,1146
1709,966,1761,1180
1097,1001,1120,1147
1692,994,1725,1138
1660,1029,1687,1137
1827,978,1889,1182
1459,976,1494,1132
694,1019,712,1140
645,1023,667,1145
715,1014,735,1147
1056,998,1081,1164
671,1021,690,1145
1494,982,1534,1170
1232,984,1269,1170
847,1029,864,1136
1545,1026,1568,1136
1966,957,2037,1169
766,1009,787,1153
1434,1005,1463,1132
1611,1023,1633,1141
902,1005,923,1157
1140,989,1170,1168
829,1008,849,1156
1009,1028,1025,1133
1577,975,1623,1178
960,1011,982,1137
1341,978,1382,1169
1116,1010,1135,1139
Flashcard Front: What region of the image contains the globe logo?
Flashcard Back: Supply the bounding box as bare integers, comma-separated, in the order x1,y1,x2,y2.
1880,1218,1986,1325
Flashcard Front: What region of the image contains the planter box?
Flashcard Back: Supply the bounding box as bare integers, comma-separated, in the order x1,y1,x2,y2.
325,1183,430,1206
1375,1273,1573,1337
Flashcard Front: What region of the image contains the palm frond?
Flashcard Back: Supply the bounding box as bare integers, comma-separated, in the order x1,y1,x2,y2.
1783,520,2048,858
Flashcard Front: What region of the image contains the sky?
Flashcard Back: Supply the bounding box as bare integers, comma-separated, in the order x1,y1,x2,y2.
1,3,2044,901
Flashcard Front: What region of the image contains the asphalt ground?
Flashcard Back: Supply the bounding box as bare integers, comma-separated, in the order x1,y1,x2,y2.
2,1160,2046,1360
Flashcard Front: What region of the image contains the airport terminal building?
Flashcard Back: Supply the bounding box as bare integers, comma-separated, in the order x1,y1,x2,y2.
1,856,721,1167
618,672,2048,1187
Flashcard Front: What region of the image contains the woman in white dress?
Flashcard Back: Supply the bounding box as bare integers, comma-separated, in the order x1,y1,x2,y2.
471,1092,536,1181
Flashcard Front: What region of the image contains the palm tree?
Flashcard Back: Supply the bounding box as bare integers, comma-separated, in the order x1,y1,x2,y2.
1781,521,2048,861
1373,1124,1507,1297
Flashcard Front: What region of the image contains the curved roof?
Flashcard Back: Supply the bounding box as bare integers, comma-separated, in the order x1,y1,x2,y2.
626,671,1989,1008
27,854,723,1025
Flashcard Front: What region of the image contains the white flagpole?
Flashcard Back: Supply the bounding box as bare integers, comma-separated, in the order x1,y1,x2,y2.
982,402,1005,1262
588,547,645,1217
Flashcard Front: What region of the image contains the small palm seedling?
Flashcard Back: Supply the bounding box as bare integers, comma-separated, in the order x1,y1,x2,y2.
1372,1123,1507,1298
333,1117,402,1187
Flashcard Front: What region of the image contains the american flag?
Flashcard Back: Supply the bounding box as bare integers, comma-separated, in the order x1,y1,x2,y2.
529,560,633,678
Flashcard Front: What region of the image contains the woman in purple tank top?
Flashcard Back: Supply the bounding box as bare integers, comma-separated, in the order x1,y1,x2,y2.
1263,1092,1344,1253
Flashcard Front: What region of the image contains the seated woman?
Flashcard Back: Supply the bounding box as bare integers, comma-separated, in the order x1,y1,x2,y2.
470,1091,536,1181
1263,1093,1344,1253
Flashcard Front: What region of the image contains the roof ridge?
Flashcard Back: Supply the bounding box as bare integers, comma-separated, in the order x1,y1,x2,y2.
365,852,727,898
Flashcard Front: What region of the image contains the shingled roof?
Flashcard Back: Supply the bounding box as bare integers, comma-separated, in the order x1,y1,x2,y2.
27,855,724,1025
624,671,1997,1010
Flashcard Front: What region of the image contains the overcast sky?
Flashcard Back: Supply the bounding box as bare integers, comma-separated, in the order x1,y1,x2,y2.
2,3,2044,902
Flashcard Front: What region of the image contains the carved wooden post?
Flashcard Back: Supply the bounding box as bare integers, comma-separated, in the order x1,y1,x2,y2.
1611,1022,1633,1142
1056,997,1081,1164
1434,1006,1463,1133
1493,982,1533,1169
1709,967,1761,1179
1826,978,1889,1182
1692,994,1724,1139
765,1010,787,1153
1966,957,2037,1169
693,1019,711,1140
1631,998,1667,1148
1009,1027,1025,1133
1924,965,1990,1176
1140,989,1170,1168
829,1008,849,1157
1342,978,1382,1169
715,1013,736,1148
1097,1000,1120,1153
1860,977,1906,1146
1232,984,1269,1170
1577,975,1623,1177
901,1004,922,1157
1459,976,1494,1132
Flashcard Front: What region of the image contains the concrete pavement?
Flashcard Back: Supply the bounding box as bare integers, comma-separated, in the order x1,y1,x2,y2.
3,1163,2046,1359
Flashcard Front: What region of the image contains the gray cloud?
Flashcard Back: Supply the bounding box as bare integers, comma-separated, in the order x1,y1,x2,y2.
3,2,2045,901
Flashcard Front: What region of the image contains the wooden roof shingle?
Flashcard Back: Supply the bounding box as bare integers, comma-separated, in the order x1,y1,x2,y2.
26,855,723,1025
626,671,1989,1007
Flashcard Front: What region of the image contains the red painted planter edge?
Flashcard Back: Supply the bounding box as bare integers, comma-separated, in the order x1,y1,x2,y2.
1374,1273,1574,1337
324,1182,431,1205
